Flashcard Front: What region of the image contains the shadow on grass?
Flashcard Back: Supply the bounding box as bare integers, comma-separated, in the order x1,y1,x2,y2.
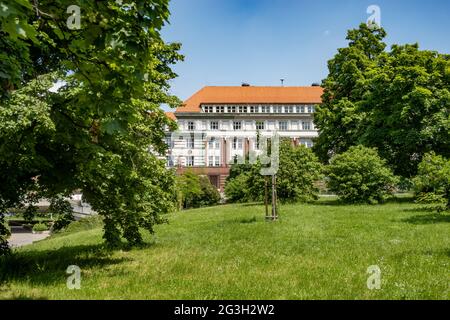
401,213,450,225
313,195,415,207
0,244,131,287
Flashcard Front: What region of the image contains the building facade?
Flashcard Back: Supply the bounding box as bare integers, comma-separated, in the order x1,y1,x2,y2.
165,85,323,191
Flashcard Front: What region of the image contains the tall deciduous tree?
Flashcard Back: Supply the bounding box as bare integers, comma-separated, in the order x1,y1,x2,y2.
0,0,182,254
314,23,450,177
313,24,387,162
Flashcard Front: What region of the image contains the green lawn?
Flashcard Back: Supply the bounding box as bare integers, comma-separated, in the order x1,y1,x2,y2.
1,196,449,300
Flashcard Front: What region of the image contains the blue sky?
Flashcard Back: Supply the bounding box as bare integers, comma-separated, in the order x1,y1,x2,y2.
161,0,450,102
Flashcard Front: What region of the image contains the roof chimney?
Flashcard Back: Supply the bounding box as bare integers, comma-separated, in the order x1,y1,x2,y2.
241,83,250,87
311,83,320,87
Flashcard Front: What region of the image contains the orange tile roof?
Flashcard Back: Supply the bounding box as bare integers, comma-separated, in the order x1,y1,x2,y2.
176,86,323,113
165,112,177,120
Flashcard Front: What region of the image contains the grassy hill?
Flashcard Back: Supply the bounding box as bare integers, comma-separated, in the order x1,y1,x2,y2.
0,196,449,300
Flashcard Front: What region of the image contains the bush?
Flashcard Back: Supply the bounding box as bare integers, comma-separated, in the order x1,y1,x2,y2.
192,176,221,207
226,139,323,203
32,222,48,232
413,152,450,211
56,215,103,235
177,170,221,209
326,145,398,204
225,173,250,203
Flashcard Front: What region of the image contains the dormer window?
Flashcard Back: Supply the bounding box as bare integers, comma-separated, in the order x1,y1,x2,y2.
203,105,213,113
228,105,236,113
238,106,248,113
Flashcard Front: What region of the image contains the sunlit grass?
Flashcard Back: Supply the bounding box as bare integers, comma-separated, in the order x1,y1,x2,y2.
1,196,449,300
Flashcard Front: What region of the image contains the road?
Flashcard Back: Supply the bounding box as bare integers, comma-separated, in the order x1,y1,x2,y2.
8,226,50,248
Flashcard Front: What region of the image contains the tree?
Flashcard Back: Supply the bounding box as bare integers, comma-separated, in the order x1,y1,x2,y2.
314,23,387,162
227,139,323,203
314,23,450,178
413,152,450,211
49,196,75,232
0,1,183,254
326,146,398,204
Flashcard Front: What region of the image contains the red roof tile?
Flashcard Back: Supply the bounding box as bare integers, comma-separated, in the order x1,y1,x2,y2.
176,86,323,113
165,112,176,120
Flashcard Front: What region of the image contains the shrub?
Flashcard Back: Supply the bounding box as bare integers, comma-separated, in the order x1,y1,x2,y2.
32,222,48,232
275,141,323,203
225,173,250,203
177,171,221,209
192,176,221,207
227,139,323,203
413,152,450,211
56,215,103,235
326,145,398,204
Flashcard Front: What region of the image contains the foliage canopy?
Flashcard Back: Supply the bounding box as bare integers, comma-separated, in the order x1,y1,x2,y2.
0,0,182,253
314,23,450,178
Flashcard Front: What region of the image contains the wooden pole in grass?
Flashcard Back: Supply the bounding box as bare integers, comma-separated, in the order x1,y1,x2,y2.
265,176,269,220
271,174,276,221
274,174,278,220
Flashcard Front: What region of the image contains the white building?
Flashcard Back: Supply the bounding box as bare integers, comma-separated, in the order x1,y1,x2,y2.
165,85,323,191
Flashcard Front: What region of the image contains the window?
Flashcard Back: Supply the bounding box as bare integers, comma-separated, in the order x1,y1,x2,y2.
261,105,270,113
299,106,305,113
307,105,314,113
250,106,257,113
278,121,288,131
166,156,174,167
209,156,220,167
208,138,220,149
204,105,213,113
186,156,194,167
286,106,294,113
165,137,174,148
256,121,265,130
238,106,248,113
302,121,311,130
255,138,262,150
186,137,194,148
188,121,195,131
233,121,242,130
273,106,283,113
233,138,243,150
228,106,236,113
217,106,225,113
210,121,219,130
